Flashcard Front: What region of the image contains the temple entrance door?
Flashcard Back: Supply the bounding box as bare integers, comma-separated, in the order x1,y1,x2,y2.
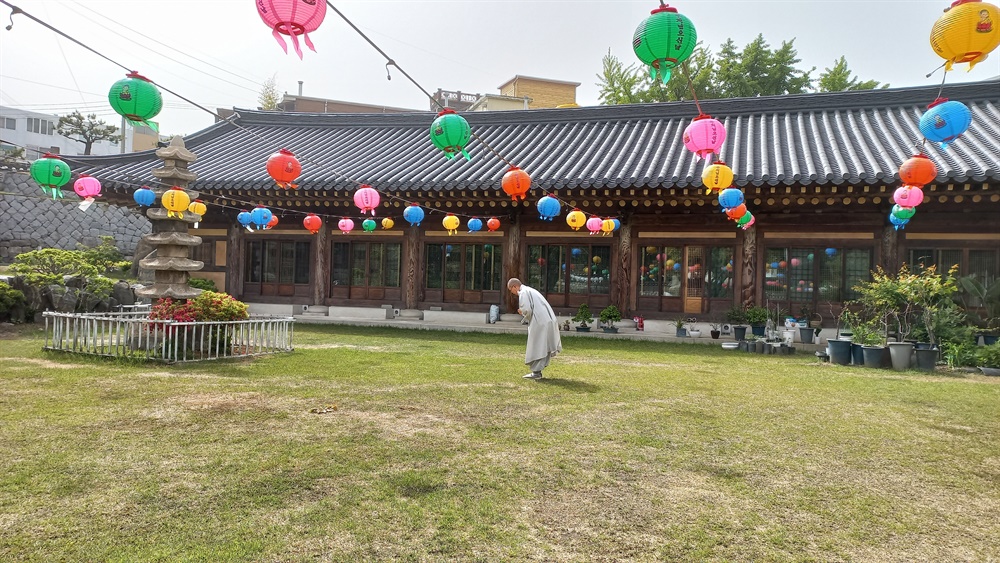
683,246,705,314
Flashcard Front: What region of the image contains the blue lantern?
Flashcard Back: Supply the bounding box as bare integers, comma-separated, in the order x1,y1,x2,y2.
403,204,424,226
718,188,744,209
673,262,681,271
571,248,582,257
467,217,483,233
825,248,837,257
237,209,252,228
536,195,561,221
919,98,971,149
133,186,155,207
612,218,621,231
889,213,909,231
249,206,272,230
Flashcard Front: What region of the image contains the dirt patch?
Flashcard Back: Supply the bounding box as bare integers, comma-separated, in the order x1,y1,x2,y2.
6,358,89,370
173,392,271,412
346,408,466,440
296,344,388,351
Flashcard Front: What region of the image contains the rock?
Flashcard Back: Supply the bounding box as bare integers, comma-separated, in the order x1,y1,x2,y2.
112,280,135,306
56,287,79,313
64,275,86,289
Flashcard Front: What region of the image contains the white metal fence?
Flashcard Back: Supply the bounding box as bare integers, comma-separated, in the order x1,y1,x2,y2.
43,311,295,363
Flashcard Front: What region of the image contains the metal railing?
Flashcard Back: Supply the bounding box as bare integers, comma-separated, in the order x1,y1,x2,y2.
43,311,295,363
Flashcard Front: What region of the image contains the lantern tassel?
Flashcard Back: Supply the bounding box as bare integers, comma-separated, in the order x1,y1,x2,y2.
272,28,289,55
460,149,471,161
290,31,304,59
303,32,317,53
78,197,95,211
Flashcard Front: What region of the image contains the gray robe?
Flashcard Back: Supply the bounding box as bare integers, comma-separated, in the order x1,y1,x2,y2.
518,285,562,366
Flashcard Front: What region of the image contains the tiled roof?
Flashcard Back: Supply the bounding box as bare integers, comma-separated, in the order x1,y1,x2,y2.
74,80,1000,192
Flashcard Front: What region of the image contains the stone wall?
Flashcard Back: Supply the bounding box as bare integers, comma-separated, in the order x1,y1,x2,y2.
0,170,151,263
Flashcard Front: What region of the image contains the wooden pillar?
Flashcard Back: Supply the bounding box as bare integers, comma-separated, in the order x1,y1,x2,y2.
741,224,757,307
403,225,420,310
227,223,245,299
880,224,899,274
503,213,521,313
312,225,329,305
614,213,632,313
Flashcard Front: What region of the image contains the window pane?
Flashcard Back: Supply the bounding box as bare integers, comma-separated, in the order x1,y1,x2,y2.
385,243,401,288
969,250,997,281
332,242,350,286
369,243,384,287
662,247,682,297
569,246,590,294
818,249,842,302
465,245,481,290
909,249,935,273
279,242,295,283
425,244,443,289
444,244,461,289
546,246,565,294
789,249,814,303
638,245,660,297
263,241,279,282
294,241,310,284
707,247,734,299
844,249,871,301
352,244,367,286
940,250,962,276
764,248,788,302
246,241,262,283
590,246,611,295
527,245,544,290
687,247,705,298
485,244,501,291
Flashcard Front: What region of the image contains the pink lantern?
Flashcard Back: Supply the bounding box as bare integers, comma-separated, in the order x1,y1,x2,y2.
73,174,101,210
741,215,755,230
353,185,380,215
586,216,603,235
790,258,801,267
257,0,327,59
683,114,727,159
894,185,925,207
338,218,355,234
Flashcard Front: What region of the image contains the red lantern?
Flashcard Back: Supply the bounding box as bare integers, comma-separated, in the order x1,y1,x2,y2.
898,154,938,187
266,215,279,230
486,217,501,231
354,185,380,215
266,148,301,189
303,214,322,234
501,167,531,201
725,204,747,220
257,0,327,59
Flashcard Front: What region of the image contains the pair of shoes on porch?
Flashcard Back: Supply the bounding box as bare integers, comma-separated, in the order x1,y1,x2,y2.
522,372,543,380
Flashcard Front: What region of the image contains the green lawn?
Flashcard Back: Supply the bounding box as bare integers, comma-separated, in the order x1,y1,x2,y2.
1,323,998,562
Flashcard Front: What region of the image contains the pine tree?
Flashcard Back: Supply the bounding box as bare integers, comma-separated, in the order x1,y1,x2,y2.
56,111,122,155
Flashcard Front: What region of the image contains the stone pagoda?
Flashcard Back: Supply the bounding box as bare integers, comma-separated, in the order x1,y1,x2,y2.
135,136,204,300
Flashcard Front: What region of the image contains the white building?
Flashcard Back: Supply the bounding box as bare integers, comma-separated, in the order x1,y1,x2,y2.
0,105,126,159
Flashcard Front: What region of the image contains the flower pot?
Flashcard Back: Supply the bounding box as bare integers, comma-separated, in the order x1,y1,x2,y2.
710,330,721,339
755,341,766,353
862,346,885,368
851,343,865,366
750,325,766,337
688,330,702,338
828,339,852,365
798,326,815,344
733,326,748,341
983,334,999,346
914,347,938,372
979,367,1000,376
675,328,687,337
738,341,750,352
602,327,618,333
576,326,591,332
888,342,914,371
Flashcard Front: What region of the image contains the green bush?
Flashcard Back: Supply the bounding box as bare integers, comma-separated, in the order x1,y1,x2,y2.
725,305,747,325
0,281,26,322
977,344,1000,369
942,341,979,369
745,306,769,326
78,236,129,274
9,248,98,286
572,304,592,327
599,305,622,326
188,278,218,291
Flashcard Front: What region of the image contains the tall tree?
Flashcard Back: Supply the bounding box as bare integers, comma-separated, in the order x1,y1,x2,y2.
596,50,646,105
56,111,122,155
258,73,281,110
818,56,888,92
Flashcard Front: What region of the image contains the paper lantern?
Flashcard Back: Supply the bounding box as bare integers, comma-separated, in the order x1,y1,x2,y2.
739,213,755,230
238,210,252,228
725,203,747,220
250,206,273,230
536,195,561,220
159,186,189,219
188,199,207,228
73,174,102,210
718,188,744,209
442,214,460,235
486,217,501,231
266,149,301,189
601,219,615,236
566,209,587,231
825,248,837,257
338,218,355,234
892,204,916,220
930,0,1000,71
133,186,156,207
354,185,380,215
265,215,279,230
303,213,323,234
502,167,531,201
790,257,801,267
108,72,162,131
429,108,472,160
898,153,938,186
381,217,395,230
703,161,734,193
612,218,621,231
403,204,424,226
894,186,925,207
632,3,697,84
29,154,70,199
919,98,972,148
889,213,910,230
684,115,727,160
586,216,603,235
467,217,483,233
362,218,376,232
257,0,327,58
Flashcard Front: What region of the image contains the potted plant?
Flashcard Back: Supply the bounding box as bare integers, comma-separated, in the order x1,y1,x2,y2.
852,320,886,368
572,303,592,332
958,274,1000,346
746,305,769,337
977,343,1000,376
599,305,622,333
726,305,748,341
688,324,702,338
827,305,854,366
673,318,687,338
709,322,721,340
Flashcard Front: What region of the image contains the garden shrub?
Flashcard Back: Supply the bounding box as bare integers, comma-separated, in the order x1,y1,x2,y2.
9,248,98,286
0,281,26,322
978,343,1000,369
149,292,250,353
188,278,218,291
78,236,130,274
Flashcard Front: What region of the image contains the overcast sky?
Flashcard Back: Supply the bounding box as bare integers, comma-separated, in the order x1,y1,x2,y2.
1,0,998,137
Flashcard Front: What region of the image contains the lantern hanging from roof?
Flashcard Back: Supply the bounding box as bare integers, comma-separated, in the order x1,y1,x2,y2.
892,204,916,220
601,219,616,236
338,218,355,234
73,174,102,211
468,217,483,233
303,213,323,234
612,218,621,231
266,215,279,230
930,0,1000,71
684,115,727,160
718,187,744,209
403,204,424,226
919,98,972,148
898,153,939,186
737,211,755,229
381,217,395,230
502,166,532,201
133,186,156,207
632,3,697,84
354,185,380,215
362,218,377,232
702,161,734,194
238,209,253,229
256,0,327,58
188,199,207,228
486,217,501,232
725,203,747,221
159,186,189,218
266,149,301,189
566,209,587,231
586,216,603,235
893,185,925,207
889,213,910,230
429,109,472,160
442,214,460,235
536,195,561,220
29,154,70,199
108,72,162,131
250,205,273,230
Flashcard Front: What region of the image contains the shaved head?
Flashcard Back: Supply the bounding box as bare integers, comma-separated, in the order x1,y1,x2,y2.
508,278,522,289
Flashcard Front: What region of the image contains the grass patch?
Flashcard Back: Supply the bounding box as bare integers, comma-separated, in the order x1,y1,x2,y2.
1,324,999,561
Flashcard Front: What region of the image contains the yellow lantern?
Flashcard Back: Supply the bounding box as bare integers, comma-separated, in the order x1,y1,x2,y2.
601,219,615,236
566,209,586,231
187,199,207,229
161,186,190,219
381,217,395,230
930,0,1000,71
702,161,734,194
442,213,460,235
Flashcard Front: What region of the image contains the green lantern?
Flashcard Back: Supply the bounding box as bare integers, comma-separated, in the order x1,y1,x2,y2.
632,3,697,84
29,153,71,199
429,108,472,160
362,218,377,232
108,71,163,132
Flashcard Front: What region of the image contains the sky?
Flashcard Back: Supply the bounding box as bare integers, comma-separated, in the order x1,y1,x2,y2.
1,0,998,138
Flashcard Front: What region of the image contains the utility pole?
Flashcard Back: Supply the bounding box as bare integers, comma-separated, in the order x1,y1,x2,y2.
120,115,126,154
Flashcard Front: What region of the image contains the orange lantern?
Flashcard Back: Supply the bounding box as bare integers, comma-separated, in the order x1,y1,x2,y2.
930,0,1000,71
898,153,938,186
303,213,323,234
265,215,279,230
501,166,531,201
725,203,747,220
486,217,501,231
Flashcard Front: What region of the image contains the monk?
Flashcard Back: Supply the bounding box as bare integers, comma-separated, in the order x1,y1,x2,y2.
508,278,562,380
